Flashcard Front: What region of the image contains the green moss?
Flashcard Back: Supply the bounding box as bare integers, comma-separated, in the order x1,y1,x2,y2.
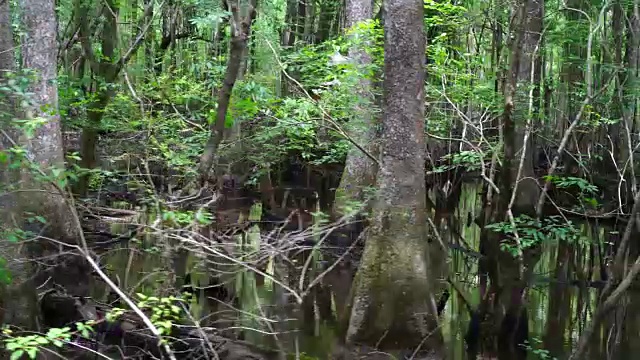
345,207,444,351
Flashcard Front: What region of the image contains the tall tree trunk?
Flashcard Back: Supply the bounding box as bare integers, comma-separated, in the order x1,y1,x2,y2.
497,2,545,339
0,2,13,78
156,0,180,75
0,0,38,329
343,0,443,354
198,0,257,182
76,0,155,195
21,0,78,239
511,0,542,214
296,0,306,43
496,2,531,358
315,0,339,43
77,0,118,195
332,0,377,216
611,0,625,174
21,0,92,298
303,0,315,42
282,0,297,47
473,1,535,358
620,0,640,202
543,244,572,358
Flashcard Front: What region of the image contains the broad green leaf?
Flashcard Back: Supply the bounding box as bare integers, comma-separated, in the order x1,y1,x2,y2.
10,349,24,360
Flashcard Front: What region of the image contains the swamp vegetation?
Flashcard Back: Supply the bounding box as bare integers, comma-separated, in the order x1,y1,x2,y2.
2,0,640,359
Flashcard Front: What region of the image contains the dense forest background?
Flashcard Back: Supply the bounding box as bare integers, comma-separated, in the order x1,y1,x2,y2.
2,0,640,359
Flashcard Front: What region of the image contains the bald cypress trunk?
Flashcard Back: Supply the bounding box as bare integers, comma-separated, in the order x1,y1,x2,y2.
21,0,78,239
0,0,38,329
511,0,542,213
344,0,443,354
20,0,92,298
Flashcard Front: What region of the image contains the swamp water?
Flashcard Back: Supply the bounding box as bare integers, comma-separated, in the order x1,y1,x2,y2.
97,183,640,359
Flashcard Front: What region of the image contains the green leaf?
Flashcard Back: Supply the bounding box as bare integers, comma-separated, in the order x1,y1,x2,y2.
51,167,62,179
7,233,20,243
57,178,67,189
10,349,24,360
27,347,37,359
46,328,62,337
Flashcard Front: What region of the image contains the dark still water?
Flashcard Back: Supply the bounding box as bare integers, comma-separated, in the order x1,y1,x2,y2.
98,184,640,360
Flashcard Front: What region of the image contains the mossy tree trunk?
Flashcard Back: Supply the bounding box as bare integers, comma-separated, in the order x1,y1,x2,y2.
344,0,444,354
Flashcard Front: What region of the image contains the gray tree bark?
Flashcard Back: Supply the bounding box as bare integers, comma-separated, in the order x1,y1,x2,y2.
21,0,77,238
0,0,38,329
344,0,443,354
0,2,13,79
511,0,542,213
333,0,378,216
20,0,91,298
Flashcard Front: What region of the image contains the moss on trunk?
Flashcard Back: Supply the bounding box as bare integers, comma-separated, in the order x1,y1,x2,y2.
341,0,444,354
345,208,443,351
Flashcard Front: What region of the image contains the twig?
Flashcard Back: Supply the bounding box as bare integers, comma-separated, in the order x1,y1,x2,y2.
84,255,177,360
534,74,615,216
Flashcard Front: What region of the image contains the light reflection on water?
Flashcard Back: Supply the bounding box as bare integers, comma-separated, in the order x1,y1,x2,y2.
99,183,640,360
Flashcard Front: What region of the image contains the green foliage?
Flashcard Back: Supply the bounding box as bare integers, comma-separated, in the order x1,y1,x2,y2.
1,304,134,360
424,0,502,136
285,20,383,90
229,80,276,128
136,293,184,335
52,9,387,195
105,307,126,322
436,150,486,172
544,175,597,194
188,3,229,31
0,258,11,285
424,0,467,28
487,215,585,256
228,20,384,179
161,209,213,227
544,175,599,208
3,321,95,360
521,338,557,360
